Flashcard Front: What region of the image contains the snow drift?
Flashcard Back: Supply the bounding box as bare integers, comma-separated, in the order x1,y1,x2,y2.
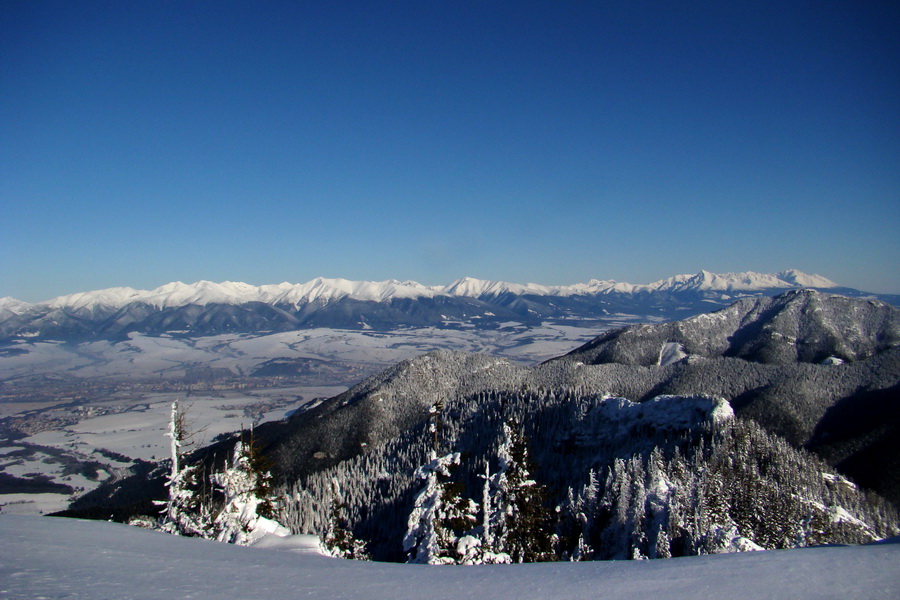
0,515,897,600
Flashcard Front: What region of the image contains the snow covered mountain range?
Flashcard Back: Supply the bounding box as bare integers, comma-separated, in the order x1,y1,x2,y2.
2,269,841,311
2,269,885,343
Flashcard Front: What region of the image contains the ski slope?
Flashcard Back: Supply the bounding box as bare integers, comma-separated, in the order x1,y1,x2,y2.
1,515,897,600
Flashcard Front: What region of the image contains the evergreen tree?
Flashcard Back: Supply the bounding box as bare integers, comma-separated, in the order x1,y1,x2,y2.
244,427,276,519
403,401,483,564
323,479,369,559
645,447,673,559
402,451,463,564
598,458,631,559
212,435,290,545
496,421,554,562
476,458,512,564
552,472,599,562
156,400,213,537
159,461,214,537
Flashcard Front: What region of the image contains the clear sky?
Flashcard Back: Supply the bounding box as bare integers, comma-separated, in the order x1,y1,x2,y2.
2,1,898,302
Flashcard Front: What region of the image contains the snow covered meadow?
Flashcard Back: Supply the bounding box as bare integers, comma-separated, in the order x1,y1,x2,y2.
0,322,619,382
1,515,897,600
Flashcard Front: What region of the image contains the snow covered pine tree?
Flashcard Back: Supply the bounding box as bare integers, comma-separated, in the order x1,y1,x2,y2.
403,402,480,564
402,451,482,564
212,430,291,545
494,421,554,562
323,478,369,559
156,400,213,537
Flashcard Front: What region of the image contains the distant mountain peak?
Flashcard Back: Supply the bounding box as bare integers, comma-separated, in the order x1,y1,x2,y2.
0,296,38,316
648,269,838,293
776,269,838,288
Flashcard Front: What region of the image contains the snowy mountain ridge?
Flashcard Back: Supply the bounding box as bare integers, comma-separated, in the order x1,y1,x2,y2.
243,293,900,560
10,269,838,311
1,269,870,344
562,289,900,366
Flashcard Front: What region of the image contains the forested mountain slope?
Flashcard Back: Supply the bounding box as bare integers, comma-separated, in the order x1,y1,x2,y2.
548,290,900,502
225,292,897,561
256,352,529,481
67,291,900,563
275,390,896,562
562,290,899,366
249,291,899,495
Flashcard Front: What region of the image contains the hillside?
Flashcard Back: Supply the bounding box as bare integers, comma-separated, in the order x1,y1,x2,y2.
562,289,899,366
552,290,900,502
243,290,900,493
57,290,900,565
258,291,900,559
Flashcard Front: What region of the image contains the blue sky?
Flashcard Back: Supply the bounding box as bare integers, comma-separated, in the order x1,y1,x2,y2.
2,1,898,301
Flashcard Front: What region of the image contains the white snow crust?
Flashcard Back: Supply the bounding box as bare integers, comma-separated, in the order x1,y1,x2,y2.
595,395,734,432
658,341,688,366
0,297,38,316
0,515,897,600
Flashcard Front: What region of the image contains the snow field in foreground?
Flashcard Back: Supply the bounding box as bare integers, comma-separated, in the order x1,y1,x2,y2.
1,515,898,600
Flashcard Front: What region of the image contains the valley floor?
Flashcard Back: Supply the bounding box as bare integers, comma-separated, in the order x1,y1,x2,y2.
1,515,897,600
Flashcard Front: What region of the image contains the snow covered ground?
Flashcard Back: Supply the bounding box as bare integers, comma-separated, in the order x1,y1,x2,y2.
19,385,343,462
1,322,620,516
0,385,343,516
0,322,623,382
0,515,897,600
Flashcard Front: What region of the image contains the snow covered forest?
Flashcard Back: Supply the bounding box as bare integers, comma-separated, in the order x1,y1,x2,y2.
112,389,900,564
275,386,896,562
82,290,900,569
